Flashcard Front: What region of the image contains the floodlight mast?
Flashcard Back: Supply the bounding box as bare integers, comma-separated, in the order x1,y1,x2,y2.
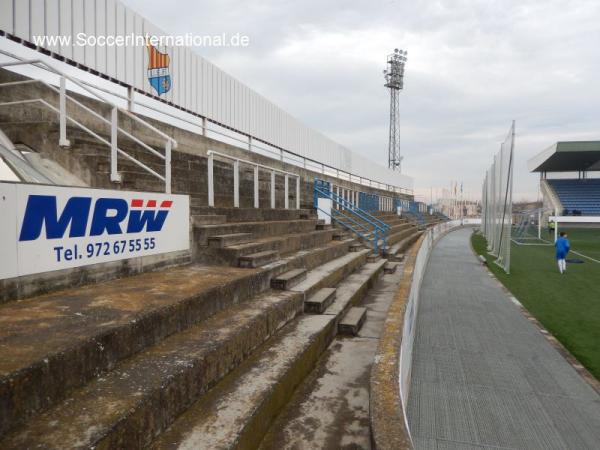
383,48,407,172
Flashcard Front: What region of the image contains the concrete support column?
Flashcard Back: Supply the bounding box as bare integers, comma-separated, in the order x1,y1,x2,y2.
271,171,276,208
208,153,214,207
254,166,259,208
127,86,135,112
58,77,70,147
233,160,240,208
284,174,289,209
110,107,120,183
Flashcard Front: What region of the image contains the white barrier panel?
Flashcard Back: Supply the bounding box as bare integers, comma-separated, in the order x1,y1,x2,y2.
317,198,332,225
549,215,600,223
398,220,464,429
0,0,413,191
0,182,189,280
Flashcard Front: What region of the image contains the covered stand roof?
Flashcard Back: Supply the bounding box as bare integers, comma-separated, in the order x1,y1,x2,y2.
528,141,600,172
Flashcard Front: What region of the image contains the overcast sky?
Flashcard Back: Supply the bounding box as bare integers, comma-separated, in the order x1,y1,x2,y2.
125,0,599,201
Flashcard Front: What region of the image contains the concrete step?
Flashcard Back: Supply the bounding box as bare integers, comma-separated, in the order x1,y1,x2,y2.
291,249,371,300
387,230,423,258
391,253,405,262
271,268,307,290
387,226,418,246
190,206,316,223
304,288,336,314
198,229,334,266
192,214,227,226
332,230,350,240
194,219,319,246
316,222,332,230
207,232,253,248
146,256,387,450
0,238,357,436
239,250,280,268
259,260,405,449
338,307,367,336
389,222,413,233
0,290,304,450
349,243,364,252
384,262,399,274
367,254,381,263
149,315,337,450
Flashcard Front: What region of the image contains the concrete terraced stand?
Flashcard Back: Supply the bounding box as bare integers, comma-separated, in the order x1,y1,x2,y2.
0,66,446,449
0,205,429,449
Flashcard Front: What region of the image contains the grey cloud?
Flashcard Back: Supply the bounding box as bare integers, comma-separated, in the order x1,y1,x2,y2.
123,0,600,201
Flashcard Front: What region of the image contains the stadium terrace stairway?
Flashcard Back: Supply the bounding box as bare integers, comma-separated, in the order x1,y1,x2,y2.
0,202,425,449
0,67,424,449
331,210,425,259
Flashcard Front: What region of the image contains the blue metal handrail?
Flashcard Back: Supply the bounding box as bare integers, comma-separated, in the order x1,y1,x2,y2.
332,209,372,235
407,202,426,227
313,178,388,254
327,188,390,232
317,207,381,254
314,182,389,235
316,186,388,239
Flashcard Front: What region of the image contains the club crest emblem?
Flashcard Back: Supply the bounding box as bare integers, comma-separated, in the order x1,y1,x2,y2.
147,42,172,95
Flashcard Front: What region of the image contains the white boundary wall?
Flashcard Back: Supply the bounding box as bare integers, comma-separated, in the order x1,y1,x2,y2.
0,0,412,191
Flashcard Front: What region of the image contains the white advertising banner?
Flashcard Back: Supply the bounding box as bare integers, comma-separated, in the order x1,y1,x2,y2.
1,182,189,280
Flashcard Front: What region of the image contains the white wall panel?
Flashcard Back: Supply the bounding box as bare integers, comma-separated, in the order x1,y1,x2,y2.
59,0,72,59
114,1,125,81
31,0,45,43
83,0,96,68
105,0,116,78
13,0,29,40
72,0,85,66
0,0,413,190
45,0,60,54
95,0,106,74
0,0,13,35
123,6,134,86
133,13,143,88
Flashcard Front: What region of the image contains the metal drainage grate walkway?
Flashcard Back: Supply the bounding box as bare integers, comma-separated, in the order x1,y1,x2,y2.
407,228,600,450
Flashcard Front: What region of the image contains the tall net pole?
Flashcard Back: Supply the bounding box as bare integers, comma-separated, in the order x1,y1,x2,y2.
481,121,515,274
383,49,407,172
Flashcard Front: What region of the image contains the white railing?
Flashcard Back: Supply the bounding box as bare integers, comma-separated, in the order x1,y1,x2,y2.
207,150,300,209
0,51,177,193
0,47,413,197
0,0,413,193
80,77,413,196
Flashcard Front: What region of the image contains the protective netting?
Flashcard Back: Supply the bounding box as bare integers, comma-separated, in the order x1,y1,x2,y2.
512,207,553,245
481,122,515,273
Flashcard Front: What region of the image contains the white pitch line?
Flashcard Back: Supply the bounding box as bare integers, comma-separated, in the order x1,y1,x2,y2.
511,238,600,263
570,249,600,264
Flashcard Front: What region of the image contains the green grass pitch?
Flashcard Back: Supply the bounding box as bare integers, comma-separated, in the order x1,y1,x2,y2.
471,228,600,380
